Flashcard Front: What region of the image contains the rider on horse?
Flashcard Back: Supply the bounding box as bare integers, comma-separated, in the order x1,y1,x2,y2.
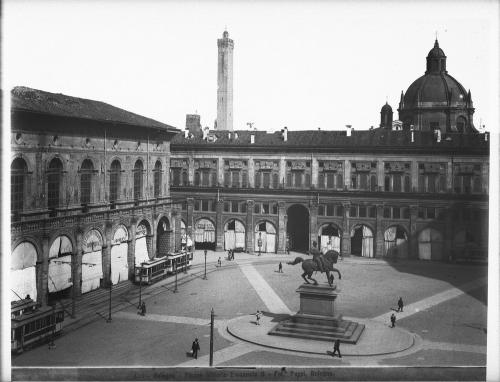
310,241,326,273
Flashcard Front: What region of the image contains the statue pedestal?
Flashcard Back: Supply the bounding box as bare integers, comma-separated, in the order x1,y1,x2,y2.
268,283,364,344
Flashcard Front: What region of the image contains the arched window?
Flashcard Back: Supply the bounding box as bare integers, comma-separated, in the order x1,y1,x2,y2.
154,160,162,198
370,175,377,191
182,170,188,186
11,158,28,214
318,173,325,189
404,175,411,192
337,174,344,189
47,158,63,210
133,159,143,200
456,116,467,133
109,160,121,203
194,171,200,186
80,159,94,205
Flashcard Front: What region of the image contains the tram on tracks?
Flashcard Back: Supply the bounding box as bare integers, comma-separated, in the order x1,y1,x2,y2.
134,251,193,285
11,299,64,354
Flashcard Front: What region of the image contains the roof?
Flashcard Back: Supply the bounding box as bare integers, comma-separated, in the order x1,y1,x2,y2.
171,128,488,152
11,86,179,132
427,39,446,58
403,72,468,105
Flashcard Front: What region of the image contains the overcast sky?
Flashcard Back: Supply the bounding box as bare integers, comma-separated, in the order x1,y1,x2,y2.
3,0,499,132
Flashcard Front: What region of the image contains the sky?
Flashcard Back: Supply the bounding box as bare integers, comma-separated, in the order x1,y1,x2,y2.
3,0,499,132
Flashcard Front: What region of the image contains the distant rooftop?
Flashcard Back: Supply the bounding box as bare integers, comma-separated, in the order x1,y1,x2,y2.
11,86,179,132
172,128,489,153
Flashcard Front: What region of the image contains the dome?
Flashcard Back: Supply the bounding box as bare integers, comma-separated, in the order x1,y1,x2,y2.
381,102,393,113
427,39,446,59
403,72,468,107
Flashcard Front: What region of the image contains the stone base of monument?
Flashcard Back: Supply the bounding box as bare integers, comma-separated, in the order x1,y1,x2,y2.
268,283,365,344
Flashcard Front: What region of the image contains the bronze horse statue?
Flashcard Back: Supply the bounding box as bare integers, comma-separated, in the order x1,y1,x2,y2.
287,250,342,286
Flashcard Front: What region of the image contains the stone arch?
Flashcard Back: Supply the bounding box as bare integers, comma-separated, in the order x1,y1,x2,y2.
317,222,342,253
286,203,310,252
224,218,246,251
254,220,277,253
111,224,129,284
12,153,34,173
157,216,171,257
48,235,74,301
194,217,216,250
81,228,104,293
383,225,409,258
135,219,152,265
350,223,374,257
418,227,444,260
11,241,39,302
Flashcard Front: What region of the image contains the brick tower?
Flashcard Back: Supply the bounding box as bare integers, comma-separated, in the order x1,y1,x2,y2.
217,30,234,131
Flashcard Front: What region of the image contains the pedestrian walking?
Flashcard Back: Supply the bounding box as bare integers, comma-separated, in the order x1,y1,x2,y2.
278,262,283,273
390,313,396,328
397,297,404,312
141,301,146,316
255,310,261,325
332,339,342,358
218,257,222,267
191,338,200,359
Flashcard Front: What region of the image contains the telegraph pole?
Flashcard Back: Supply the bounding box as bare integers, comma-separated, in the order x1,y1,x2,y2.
106,267,112,323
173,261,178,293
209,308,214,366
203,249,207,280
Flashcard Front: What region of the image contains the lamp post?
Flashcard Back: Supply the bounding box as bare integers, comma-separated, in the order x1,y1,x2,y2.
203,249,207,280
258,233,262,257
138,262,144,309
209,307,214,367
106,267,112,323
173,260,178,293
183,251,187,274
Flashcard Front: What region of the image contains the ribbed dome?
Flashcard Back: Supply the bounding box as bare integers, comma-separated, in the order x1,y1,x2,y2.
427,39,446,58
403,72,468,107
381,102,393,113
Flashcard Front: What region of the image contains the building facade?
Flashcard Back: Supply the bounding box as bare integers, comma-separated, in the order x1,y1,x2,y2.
10,87,181,306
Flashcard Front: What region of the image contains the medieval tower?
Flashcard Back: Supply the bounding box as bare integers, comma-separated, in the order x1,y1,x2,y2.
216,30,234,131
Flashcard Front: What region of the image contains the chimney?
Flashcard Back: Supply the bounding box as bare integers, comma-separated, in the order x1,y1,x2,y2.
202,126,209,140
317,127,321,131
283,126,288,142
410,125,414,143
346,125,352,137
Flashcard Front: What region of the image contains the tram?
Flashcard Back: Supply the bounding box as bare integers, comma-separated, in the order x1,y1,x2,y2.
134,251,193,285
11,299,64,354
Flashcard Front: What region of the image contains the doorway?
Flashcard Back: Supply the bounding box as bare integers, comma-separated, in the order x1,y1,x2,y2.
286,204,309,252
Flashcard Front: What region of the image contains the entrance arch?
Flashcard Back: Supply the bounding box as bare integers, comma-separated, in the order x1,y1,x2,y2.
135,221,151,266
111,225,129,285
82,229,104,293
48,236,73,300
384,226,408,258
318,223,341,254
418,227,443,260
224,219,246,251
194,218,216,250
255,221,277,253
351,224,374,257
287,204,309,252
11,242,38,301
157,217,171,257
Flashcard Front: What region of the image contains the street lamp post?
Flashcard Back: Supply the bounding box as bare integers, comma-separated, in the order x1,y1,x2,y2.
258,234,262,257
138,262,144,309
173,260,178,293
203,249,207,280
106,270,112,323
184,251,187,274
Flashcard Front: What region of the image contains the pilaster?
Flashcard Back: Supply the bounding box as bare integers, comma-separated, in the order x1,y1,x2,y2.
377,160,385,190
410,160,419,192
344,160,351,189
375,205,385,258
215,200,224,251
341,202,351,256
127,219,137,279
309,201,319,250
39,235,50,306
246,200,255,254
279,157,286,187
409,205,418,259
278,201,287,254
102,221,113,286
311,157,318,188
248,158,255,188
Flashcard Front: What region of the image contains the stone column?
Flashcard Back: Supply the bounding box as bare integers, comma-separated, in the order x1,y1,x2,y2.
341,203,351,256
279,157,286,187
409,205,418,259
377,160,385,190
309,201,319,250
375,205,385,258
102,221,113,286
173,209,182,252
217,156,224,186
74,229,83,297
215,200,224,251
344,160,351,189
246,200,255,254
248,158,255,188
39,235,50,306
127,219,137,280
186,197,195,238
446,160,453,193
277,201,287,254
411,160,419,192
311,157,318,188
188,157,195,186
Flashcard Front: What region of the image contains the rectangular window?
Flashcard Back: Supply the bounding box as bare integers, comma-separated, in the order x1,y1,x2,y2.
326,173,334,188
359,206,366,217
337,174,344,189
254,203,260,214
393,207,400,219
272,173,279,189
369,206,376,218
327,204,335,216
350,206,357,217
195,200,200,211
263,203,270,214
360,174,368,190
319,205,325,216
393,175,402,192
427,207,435,219
294,173,302,188
202,200,209,211
202,171,209,187
272,203,278,214
263,172,270,188
418,207,425,219
351,175,357,189
224,172,230,187
242,171,248,188
255,173,261,188
232,171,240,188
241,202,247,213
231,201,239,212
383,207,391,218
318,174,325,189
402,207,409,219
336,205,344,217
428,175,436,193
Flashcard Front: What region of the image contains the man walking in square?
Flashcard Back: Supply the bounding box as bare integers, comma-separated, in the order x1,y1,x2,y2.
278,261,283,273
191,338,200,359
332,339,342,358
390,313,396,328
397,297,404,312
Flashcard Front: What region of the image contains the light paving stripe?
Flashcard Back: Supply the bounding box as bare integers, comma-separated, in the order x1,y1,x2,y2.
114,311,214,326
177,342,254,367
423,341,486,354
239,263,293,315
371,277,487,322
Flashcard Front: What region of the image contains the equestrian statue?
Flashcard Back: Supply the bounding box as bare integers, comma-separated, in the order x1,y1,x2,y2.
287,241,342,286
